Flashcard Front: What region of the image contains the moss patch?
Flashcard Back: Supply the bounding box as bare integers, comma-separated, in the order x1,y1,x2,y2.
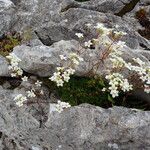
0,32,21,57
56,76,114,107
40,75,150,110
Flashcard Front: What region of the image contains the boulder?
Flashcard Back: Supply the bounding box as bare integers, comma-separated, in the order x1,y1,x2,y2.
12,40,150,77
0,55,10,76
0,0,149,49
0,93,150,150
44,104,150,149
0,0,16,35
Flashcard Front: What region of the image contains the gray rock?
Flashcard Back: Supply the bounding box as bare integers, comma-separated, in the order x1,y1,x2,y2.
0,87,40,149
35,7,150,49
0,0,149,49
12,40,150,77
75,0,133,14
0,85,150,150
42,104,150,149
0,55,10,76
13,40,81,77
0,0,16,35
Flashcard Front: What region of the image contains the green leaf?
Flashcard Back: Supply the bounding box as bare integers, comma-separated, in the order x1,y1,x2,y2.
108,94,114,103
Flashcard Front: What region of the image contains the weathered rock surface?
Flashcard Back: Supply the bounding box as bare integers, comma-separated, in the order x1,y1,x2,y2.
75,0,134,14
0,0,150,149
0,86,40,149
45,104,150,150
0,0,16,35
0,90,150,150
0,55,10,76
12,40,149,77
0,0,149,49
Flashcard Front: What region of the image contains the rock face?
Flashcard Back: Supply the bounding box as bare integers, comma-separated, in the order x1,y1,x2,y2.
46,104,150,150
0,0,16,35
0,90,150,150
1,38,150,78
0,0,150,149
0,55,10,76
12,40,149,77
0,0,149,49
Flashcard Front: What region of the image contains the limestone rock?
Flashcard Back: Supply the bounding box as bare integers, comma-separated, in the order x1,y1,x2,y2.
0,55,10,76
0,0,16,35
12,40,150,77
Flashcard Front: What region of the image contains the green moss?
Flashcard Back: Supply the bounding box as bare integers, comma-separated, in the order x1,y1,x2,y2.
0,32,21,57
56,76,114,107
38,75,150,110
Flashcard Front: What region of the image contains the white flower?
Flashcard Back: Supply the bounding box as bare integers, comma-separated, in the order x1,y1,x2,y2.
62,72,70,82
56,79,64,87
115,25,120,28
22,76,28,82
57,67,64,71
110,56,125,68
114,30,127,36
111,41,126,51
95,23,105,29
72,58,79,65
11,73,17,77
84,40,92,48
59,55,67,60
26,90,36,98
144,85,150,93
78,57,84,62
17,69,23,76
16,100,24,107
6,53,23,77
66,68,75,75
102,88,106,92
85,23,91,28
14,94,27,107
55,100,71,113
94,23,112,35
106,73,132,98
35,80,42,87
110,90,119,98
69,53,78,59
75,33,84,38
133,58,145,66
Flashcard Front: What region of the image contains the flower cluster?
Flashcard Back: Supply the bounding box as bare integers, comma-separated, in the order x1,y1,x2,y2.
131,58,150,93
109,42,126,69
105,73,133,98
55,100,71,113
13,78,43,107
90,23,150,97
6,53,23,77
49,53,83,86
6,53,71,109
75,33,84,39
94,23,112,35
50,67,75,86
14,94,27,107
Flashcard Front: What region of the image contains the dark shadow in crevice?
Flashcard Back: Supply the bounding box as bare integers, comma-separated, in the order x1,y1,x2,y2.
10,0,21,6
115,0,140,17
34,31,55,46
136,9,150,40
